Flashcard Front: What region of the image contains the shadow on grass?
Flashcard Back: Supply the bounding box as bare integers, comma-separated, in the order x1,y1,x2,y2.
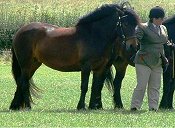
0,108,174,114
30,108,149,115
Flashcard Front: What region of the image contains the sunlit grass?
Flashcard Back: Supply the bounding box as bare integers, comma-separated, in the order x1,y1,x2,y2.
0,63,174,127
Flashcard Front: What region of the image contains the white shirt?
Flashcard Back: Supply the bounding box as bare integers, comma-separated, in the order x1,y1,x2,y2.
152,23,160,35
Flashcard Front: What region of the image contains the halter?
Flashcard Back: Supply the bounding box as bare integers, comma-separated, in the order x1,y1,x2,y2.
115,15,138,63
116,15,137,48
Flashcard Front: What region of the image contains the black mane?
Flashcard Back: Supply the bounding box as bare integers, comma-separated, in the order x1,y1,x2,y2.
123,8,140,26
75,3,140,45
163,14,175,24
76,4,120,26
76,3,140,26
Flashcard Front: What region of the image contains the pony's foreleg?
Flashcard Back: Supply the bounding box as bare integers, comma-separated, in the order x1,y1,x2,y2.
160,70,175,109
89,71,106,110
77,67,90,110
113,64,128,109
113,74,124,109
167,80,175,109
159,67,173,109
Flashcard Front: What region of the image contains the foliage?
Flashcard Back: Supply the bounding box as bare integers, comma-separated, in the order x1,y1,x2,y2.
0,0,111,49
0,0,175,49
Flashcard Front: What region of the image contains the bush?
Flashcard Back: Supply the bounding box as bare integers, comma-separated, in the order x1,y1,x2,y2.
0,0,174,50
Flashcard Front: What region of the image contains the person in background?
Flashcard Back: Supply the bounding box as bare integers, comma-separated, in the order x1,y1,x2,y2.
130,6,169,111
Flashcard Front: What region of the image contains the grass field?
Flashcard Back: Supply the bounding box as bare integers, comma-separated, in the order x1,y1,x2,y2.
0,62,175,127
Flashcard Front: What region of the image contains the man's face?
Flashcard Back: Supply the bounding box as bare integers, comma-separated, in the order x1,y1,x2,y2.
153,17,164,26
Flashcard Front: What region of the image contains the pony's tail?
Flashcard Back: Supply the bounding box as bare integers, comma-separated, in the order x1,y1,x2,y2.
11,47,21,85
105,67,114,95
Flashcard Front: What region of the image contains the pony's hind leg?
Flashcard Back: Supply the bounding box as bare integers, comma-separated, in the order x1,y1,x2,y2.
19,71,31,109
10,69,31,110
10,59,41,110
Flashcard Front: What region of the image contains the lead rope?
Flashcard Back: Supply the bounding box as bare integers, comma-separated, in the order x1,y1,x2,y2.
172,40,175,78
170,40,175,79
173,50,174,78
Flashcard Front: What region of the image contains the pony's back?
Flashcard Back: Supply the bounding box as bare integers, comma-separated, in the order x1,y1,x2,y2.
163,15,175,43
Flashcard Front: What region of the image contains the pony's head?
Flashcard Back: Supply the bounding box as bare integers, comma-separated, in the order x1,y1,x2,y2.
163,14,175,43
76,3,140,53
115,4,140,53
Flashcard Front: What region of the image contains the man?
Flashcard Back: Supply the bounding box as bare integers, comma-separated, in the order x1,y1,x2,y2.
130,6,169,111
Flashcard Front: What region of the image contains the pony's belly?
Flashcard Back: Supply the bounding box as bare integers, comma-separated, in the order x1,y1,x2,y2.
36,47,82,72
43,62,81,72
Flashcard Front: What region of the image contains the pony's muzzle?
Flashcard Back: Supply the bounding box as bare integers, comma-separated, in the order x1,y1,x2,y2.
125,37,138,52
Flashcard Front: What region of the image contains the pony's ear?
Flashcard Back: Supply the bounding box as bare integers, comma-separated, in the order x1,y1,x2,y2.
115,7,124,16
120,1,134,10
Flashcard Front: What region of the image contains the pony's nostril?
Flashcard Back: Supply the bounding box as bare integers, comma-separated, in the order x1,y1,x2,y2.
130,45,134,51
130,45,137,53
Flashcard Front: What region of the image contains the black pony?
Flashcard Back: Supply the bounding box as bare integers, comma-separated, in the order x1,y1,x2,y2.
159,14,175,109
10,3,139,110
89,3,140,109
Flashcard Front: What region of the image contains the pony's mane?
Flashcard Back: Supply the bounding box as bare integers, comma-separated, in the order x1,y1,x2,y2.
163,14,175,24
76,3,140,26
76,4,120,26
123,8,140,26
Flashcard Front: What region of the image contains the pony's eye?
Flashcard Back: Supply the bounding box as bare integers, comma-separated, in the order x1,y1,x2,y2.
124,22,128,26
122,23,128,28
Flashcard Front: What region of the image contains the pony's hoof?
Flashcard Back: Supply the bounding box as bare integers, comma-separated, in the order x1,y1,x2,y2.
77,108,86,111
9,105,20,111
88,103,103,110
159,105,174,110
77,103,86,110
22,107,31,111
9,103,31,111
114,104,124,109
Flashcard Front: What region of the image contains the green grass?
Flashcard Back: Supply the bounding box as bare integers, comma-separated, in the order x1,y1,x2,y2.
0,62,174,127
